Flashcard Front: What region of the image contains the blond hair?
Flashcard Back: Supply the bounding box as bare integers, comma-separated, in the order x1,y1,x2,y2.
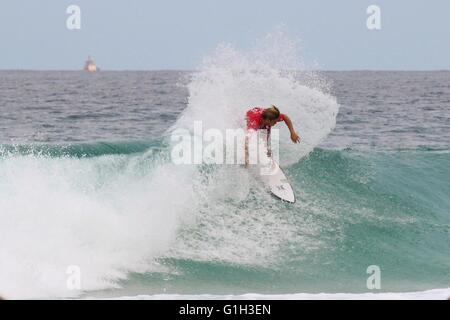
262,105,280,120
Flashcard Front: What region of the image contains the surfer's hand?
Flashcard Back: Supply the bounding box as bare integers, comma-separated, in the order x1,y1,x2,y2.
290,132,301,143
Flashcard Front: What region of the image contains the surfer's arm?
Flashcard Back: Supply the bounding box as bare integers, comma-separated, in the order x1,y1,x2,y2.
282,115,301,143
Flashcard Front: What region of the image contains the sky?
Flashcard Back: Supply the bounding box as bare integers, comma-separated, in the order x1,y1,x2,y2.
0,0,449,70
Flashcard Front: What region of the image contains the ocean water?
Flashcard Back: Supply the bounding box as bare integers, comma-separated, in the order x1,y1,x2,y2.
1,44,449,299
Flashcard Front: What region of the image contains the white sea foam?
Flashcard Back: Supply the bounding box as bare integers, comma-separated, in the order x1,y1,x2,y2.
110,288,450,300
0,152,194,299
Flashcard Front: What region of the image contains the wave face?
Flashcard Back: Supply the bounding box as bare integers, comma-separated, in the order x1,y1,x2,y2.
125,147,450,297
1,32,450,299
1,146,449,298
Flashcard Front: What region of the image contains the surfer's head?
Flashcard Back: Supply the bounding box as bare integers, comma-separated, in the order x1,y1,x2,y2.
261,105,280,126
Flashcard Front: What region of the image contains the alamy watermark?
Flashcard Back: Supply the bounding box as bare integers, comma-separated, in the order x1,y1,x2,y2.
66,265,82,290
366,265,381,290
170,121,280,172
367,5,381,30
66,5,81,30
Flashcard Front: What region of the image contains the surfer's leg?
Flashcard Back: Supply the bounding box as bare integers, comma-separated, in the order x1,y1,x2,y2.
244,134,249,167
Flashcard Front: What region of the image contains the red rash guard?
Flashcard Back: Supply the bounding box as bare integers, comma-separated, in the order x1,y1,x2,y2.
246,107,285,131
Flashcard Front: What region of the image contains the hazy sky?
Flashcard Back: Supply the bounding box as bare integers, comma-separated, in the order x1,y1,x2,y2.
0,0,449,70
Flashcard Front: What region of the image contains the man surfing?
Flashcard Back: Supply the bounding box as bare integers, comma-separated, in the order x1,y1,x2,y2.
244,105,301,166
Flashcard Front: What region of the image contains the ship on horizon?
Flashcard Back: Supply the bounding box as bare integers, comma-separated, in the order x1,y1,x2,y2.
83,55,99,72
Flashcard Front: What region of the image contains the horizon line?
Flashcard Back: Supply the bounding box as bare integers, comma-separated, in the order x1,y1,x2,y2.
0,68,449,72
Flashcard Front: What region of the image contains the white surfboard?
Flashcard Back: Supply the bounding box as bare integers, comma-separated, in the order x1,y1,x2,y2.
258,159,296,203
247,129,295,203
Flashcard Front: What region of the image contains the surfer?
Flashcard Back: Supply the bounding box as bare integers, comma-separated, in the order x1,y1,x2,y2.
244,105,300,166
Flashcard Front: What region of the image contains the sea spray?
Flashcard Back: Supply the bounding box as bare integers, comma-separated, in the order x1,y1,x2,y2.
164,31,339,267
173,30,339,165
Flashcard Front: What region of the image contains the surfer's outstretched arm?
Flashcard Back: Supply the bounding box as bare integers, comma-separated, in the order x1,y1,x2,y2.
282,115,301,143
